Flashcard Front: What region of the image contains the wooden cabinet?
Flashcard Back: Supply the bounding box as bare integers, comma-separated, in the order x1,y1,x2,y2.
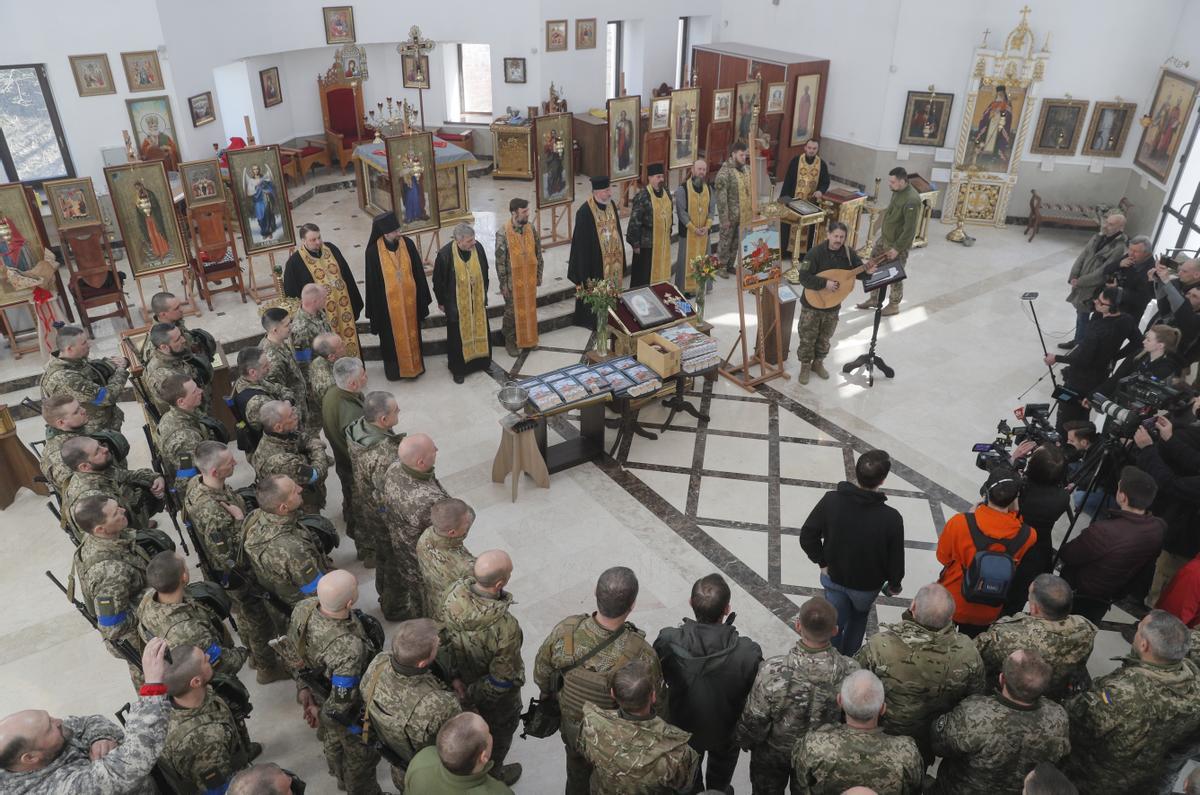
573,113,608,178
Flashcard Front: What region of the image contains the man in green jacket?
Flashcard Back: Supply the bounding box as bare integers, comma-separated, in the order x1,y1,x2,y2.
322,356,367,553
857,167,923,316
405,712,514,793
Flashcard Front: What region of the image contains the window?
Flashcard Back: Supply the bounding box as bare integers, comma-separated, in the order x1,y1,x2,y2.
0,64,74,185
606,21,623,98
456,44,492,117
676,17,692,89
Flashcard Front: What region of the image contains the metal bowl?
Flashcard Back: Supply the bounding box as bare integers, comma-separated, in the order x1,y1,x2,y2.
497,384,529,413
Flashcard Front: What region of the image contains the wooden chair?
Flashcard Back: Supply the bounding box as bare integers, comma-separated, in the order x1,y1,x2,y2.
59,223,132,336
318,55,370,172
1025,190,1133,242
186,204,246,310
297,139,331,181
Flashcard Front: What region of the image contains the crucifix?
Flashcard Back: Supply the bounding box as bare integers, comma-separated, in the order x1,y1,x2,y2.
980,28,991,48
397,25,435,130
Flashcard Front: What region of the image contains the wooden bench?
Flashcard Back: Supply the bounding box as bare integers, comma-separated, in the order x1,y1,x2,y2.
1025,190,1132,242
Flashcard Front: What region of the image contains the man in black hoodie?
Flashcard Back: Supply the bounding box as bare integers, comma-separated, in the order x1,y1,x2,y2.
653,573,762,794
800,449,905,655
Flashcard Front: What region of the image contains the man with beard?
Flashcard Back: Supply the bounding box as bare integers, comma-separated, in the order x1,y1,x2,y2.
363,211,431,380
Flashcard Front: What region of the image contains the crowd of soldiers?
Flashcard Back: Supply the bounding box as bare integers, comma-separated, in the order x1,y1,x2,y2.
6,285,1200,794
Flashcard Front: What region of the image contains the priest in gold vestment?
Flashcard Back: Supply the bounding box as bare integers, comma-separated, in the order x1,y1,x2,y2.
432,223,492,384
779,138,830,257
673,159,712,296
568,176,627,327
283,223,363,357
363,212,432,380
495,197,544,357
626,163,674,288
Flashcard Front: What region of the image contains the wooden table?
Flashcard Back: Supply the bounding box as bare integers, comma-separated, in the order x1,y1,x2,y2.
529,396,607,473
0,404,49,509
491,418,550,502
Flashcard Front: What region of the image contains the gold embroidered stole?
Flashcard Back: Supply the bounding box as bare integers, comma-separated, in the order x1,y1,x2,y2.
794,155,822,199
684,182,711,293
505,222,539,348
734,167,752,227
452,247,489,363
649,188,673,283
588,198,624,282
378,238,422,378
299,245,360,357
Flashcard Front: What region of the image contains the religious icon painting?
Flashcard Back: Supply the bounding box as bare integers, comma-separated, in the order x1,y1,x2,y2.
576,18,597,50
121,50,164,93
1031,99,1089,156
1135,69,1199,183
735,80,761,145
226,145,296,255
126,96,180,168
323,6,355,44
0,183,49,307
960,82,1028,174
765,82,787,115
546,20,568,52
899,91,954,148
621,286,673,327
504,57,526,84
44,177,102,231
339,44,369,81
789,75,820,146
669,88,700,170
68,54,116,97
188,91,216,127
607,95,641,183
712,89,733,123
259,67,283,108
178,159,225,209
534,113,574,209
103,161,188,277
739,221,781,277
385,132,441,235
401,54,430,90
650,97,671,131
1082,101,1136,158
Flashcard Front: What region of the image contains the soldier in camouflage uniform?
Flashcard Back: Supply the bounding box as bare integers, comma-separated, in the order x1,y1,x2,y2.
155,374,227,496
136,551,247,676
40,325,130,437
712,142,751,276
322,356,367,555
0,638,170,794
363,618,462,790
252,400,330,514
380,433,449,621
291,284,333,383
229,347,296,444
184,442,290,683
239,475,327,611
138,292,217,363
286,570,382,794
735,597,858,794
416,497,477,621
142,323,212,416
39,395,128,494
792,223,874,384
60,436,164,541
1064,610,1200,794
534,566,664,794
347,391,405,617
792,669,925,795
440,551,524,786
260,307,311,429
975,574,1097,700
494,197,544,357
578,659,699,794
854,583,985,762
160,644,258,793
307,332,344,430
69,495,151,687
930,650,1070,794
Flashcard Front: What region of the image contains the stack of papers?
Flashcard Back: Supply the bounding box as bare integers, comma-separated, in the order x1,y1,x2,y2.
658,325,718,373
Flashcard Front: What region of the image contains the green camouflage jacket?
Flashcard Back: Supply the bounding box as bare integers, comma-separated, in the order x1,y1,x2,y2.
713,158,747,226
290,309,332,373
72,530,149,644
440,578,525,704
494,221,544,294
41,354,128,434
792,723,925,795
625,186,673,250
240,509,325,608
162,687,250,793
156,407,221,494
288,596,376,719
578,703,698,795
416,528,475,621
306,357,336,422
230,375,294,432
380,461,448,549
143,348,210,416
136,590,246,675
62,467,158,539
262,338,308,425
250,430,329,489
975,612,1096,699
182,478,244,579
362,652,461,763
346,418,403,529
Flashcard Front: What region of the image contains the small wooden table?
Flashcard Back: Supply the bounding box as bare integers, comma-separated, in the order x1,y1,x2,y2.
491,418,550,502
531,398,607,473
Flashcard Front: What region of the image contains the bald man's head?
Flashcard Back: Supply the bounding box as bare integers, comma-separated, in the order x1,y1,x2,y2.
474,550,512,590
398,432,437,472
300,283,328,313
436,713,492,775
0,710,70,772
317,569,358,612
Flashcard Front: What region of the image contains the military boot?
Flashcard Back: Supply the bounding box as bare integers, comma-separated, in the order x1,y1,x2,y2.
505,339,520,357
798,362,811,384
256,664,292,685
492,762,522,786
811,360,830,380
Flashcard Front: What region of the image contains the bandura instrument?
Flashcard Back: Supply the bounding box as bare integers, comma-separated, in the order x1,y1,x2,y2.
802,252,888,309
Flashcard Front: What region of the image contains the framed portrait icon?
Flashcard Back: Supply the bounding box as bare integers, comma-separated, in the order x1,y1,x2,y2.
103,161,188,277
126,96,179,167
227,145,296,255
607,95,641,183
188,92,216,127
546,20,568,52
789,75,820,146
44,177,102,231
534,113,574,209
1031,98,1089,156
899,91,954,148
576,18,597,50
386,132,441,235
0,183,49,306
121,50,164,93
259,67,283,108
650,97,671,131
178,159,226,209
1135,69,1199,182
68,54,116,97
504,57,526,84
401,54,430,90
712,89,733,123
765,82,786,115
669,88,699,170
1083,101,1136,158
735,80,761,144
323,6,355,44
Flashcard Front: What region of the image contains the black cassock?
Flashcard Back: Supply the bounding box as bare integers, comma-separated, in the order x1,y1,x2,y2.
363,214,431,380
567,199,626,327
779,154,830,255
282,242,364,318
432,241,493,377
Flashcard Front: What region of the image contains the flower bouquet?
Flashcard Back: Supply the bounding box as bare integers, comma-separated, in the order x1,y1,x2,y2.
689,253,719,321
575,277,622,353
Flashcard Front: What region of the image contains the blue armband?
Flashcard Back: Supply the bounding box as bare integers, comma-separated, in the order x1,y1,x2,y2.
299,572,324,594
347,723,363,735
97,611,127,627
203,782,229,795
308,468,319,485
176,467,199,479
205,643,222,664
486,675,515,689
92,387,108,405
294,348,313,363
331,674,361,688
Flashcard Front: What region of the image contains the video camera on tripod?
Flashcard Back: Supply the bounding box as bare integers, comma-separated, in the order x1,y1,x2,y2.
972,403,1060,472
1089,372,1190,439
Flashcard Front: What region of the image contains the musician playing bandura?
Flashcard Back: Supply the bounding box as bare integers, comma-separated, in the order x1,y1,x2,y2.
794,222,877,384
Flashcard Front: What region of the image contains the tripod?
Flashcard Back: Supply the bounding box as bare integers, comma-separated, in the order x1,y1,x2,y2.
1051,434,1123,568
843,284,895,387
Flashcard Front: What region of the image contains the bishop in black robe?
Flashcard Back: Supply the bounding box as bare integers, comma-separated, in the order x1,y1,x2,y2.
283,238,364,316
363,212,432,380
432,232,493,383
567,176,626,327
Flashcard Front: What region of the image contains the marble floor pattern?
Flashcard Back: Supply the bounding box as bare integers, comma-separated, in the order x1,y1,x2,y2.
2,173,1195,789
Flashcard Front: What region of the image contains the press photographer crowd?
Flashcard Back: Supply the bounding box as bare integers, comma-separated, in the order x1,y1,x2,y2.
7,216,1200,795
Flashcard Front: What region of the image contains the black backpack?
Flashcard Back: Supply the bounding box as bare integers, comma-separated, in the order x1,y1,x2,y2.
961,513,1030,606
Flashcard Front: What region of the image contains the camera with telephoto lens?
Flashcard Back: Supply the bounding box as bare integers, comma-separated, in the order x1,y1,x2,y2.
972,404,1060,472
1090,373,1190,439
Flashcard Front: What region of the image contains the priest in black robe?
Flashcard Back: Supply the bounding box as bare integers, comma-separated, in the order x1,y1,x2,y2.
778,139,831,257
432,223,493,384
282,223,363,355
567,176,627,327
363,212,432,380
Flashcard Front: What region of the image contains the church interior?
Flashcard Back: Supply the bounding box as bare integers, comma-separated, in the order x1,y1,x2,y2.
4,0,1200,791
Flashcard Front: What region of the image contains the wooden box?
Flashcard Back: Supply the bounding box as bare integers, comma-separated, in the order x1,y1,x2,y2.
637,332,681,377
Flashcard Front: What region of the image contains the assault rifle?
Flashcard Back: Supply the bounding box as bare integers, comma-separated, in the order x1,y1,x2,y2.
46,570,143,670
141,424,189,555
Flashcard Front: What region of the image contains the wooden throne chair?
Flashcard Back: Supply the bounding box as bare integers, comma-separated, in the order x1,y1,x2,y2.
59,223,132,336
187,204,246,310
318,55,370,172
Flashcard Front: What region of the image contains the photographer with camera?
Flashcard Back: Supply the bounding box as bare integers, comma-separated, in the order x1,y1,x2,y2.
1003,442,1071,616
1150,262,1200,357
1148,258,1200,326
1061,421,1113,521
1133,415,1200,608
1103,236,1157,323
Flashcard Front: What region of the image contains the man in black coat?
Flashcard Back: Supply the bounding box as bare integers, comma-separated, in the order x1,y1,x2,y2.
1103,235,1156,325
653,573,762,794
799,449,905,655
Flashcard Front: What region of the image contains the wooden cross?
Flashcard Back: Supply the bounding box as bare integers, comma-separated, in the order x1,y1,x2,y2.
980,28,990,48
397,25,435,129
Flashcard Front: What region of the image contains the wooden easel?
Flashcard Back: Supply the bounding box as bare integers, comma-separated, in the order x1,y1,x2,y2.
416,228,442,264
246,249,282,303
719,267,788,390
617,180,635,218
134,264,200,323
537,204,573,249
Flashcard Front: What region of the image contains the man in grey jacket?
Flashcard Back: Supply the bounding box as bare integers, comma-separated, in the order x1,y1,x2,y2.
1061,212,1127,350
